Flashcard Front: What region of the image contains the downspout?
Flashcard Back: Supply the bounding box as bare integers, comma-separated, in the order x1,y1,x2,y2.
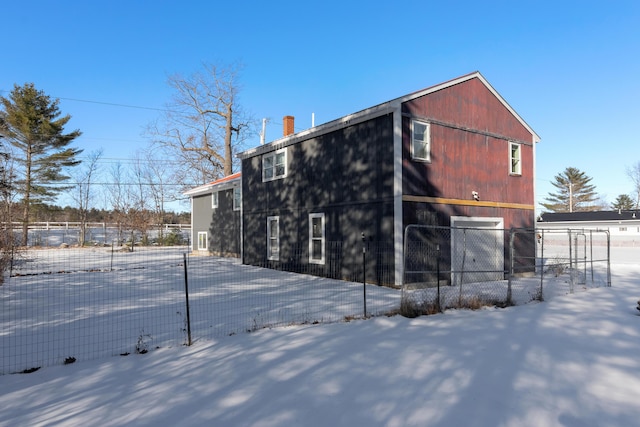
239,166,244,263
533,133,538,223
392,102,403,287
190,197,194,252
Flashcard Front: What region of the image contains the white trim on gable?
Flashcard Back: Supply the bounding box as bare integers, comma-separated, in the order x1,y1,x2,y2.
239,72,540,161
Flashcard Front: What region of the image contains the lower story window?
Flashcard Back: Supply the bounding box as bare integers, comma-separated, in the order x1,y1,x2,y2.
197,231,208,251
309,213,325,264
233,187,242,211
267,216,280,260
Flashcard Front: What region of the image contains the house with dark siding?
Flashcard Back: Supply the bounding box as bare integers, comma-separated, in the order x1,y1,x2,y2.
185,172,241,257
237,72,540,286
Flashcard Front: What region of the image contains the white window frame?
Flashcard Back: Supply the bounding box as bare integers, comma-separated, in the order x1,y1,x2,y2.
211,191,219,209
309,213,325,265
233,187,241,211
510,142,522,175
197,231,208,251
262,148,287,182
411,119,431,162
266,216,280,261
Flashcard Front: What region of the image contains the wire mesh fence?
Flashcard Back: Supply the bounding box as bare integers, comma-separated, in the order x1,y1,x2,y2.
1,244,398,375
1,226,611,375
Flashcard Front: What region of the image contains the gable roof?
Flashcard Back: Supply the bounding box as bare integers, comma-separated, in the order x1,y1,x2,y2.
398,72,541,143
183,172,241,197
239,71,540,159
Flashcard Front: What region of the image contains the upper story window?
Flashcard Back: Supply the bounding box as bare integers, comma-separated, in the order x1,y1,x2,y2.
263,148,287,182
211,191,218,209
510,142,521,175
233,187,241,211
411,120,431,162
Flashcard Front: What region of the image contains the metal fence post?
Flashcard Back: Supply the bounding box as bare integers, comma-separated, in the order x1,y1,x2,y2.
183,253,192,346
539,229,545,301
436,244,441,312
362,232,367,318
507,229,513,305
606,230,611,287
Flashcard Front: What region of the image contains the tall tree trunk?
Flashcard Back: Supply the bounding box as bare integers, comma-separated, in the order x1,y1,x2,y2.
224,105,233,176
22,146,32,246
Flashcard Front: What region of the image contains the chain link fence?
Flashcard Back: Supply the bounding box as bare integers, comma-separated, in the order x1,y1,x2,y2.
402,225,610,316
535,228,611,296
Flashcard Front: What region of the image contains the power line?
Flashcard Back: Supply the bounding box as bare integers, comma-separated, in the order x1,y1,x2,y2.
13,181,198,187
59,96,167,112
0,89,168,113
1,89,307,143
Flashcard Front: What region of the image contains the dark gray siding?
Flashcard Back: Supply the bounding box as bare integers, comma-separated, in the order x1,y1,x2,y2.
191,187,240,256
242,113,396,283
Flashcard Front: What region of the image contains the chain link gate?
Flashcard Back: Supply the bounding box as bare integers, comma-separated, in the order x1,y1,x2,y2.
402,225,611,316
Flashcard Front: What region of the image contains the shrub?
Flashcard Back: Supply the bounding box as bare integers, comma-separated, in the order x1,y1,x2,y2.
398,293,440,318
0,229,18,285
545,257,567,277
160,229,185,246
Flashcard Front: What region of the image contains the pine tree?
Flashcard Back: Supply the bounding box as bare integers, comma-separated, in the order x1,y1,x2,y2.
611,194,635,211
541,167,598,213
0,83,82,245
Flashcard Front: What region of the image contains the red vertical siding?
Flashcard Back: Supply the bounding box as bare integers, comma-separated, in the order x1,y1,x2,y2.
402,76,535,229
403,78,532,141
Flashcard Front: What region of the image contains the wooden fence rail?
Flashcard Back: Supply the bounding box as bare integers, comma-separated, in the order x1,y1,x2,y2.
1,222,190,231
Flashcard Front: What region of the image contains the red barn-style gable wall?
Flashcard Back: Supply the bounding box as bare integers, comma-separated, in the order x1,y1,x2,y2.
401,76,535,228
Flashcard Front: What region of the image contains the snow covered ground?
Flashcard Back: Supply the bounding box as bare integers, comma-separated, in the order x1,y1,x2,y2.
0,249,638,426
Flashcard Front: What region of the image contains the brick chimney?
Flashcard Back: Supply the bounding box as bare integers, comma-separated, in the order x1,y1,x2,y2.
283,115,294,136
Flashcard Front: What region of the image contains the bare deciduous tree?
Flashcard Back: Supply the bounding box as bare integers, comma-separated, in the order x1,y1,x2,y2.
0,145,17,283
107,162,131,245
626,161,640,209
146,62,255,187
129,154,154,246
136,149,176,244
70,149,103,246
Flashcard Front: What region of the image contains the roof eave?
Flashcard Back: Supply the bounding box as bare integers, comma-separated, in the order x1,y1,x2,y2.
397,71,541,143
183,175,241,197
238,71,541,159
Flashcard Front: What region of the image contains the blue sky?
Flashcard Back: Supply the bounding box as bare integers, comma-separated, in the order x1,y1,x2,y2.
2,0,639,212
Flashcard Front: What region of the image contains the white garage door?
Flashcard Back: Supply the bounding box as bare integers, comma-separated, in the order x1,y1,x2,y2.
450,216,504,285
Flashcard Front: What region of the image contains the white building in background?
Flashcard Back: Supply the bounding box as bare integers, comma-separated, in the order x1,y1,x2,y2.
537,211,640,245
